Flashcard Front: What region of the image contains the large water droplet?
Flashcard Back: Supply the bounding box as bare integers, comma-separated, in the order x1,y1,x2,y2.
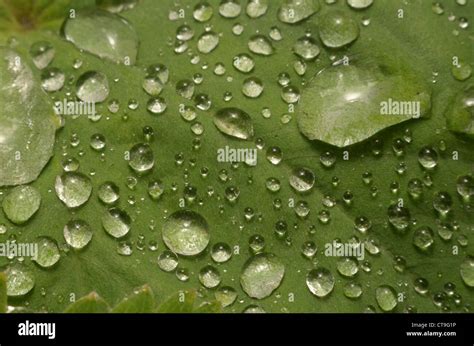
199,265,221,288
2,185,41,224
219,0,242,18
306,267,335,297
246,0,268,18
162,210,210,256
298,58,431,147
240,253,285,299
41,67,65,92
387,204,411,231
62,9,139,64
55,172,93,208
214,108,254,139
29,41,55,69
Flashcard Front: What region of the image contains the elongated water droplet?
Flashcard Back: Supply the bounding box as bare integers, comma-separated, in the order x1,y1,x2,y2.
102,207,131,238
62,9,139,64
375,285,397,312
248,35,273,55
240,253,285,299
214,108,254,139
197,32,220,53
278,0,319,24
162,210,210,256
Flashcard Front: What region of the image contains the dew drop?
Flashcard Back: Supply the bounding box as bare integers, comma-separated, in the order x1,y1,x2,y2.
64,219,93,249
5,264,35,297
102,207,132,238
319,10,359,48
2,185,41,224
55,172,92,208
76,71,109,103
306,267,335,297
214,107,254,139
240,253,285,299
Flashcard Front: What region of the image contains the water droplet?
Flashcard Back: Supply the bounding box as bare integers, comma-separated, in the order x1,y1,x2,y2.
199,265,221,288
342,283,362,301
76,71,109,103
266,146,282,165
418,146,438,169
375,285,397,312
319,10,359,48
219,0,241,18
62,9,139,64
148,180,164,200
176,24,194,41
64,219,93,249
211,242,232,263
129,143,154,173
289,167,315,192
215,286,237,307
407,178,423,199
320,151,336,168
2,185,41,224
98,181,120,204
457,175,473,201
90,133,106,151
248,35,273,55
246,0,268,18
413,226,434,251
306,267,335,297
5,264,35,297
337,257,359,277
460,256,474,287
445,85,474,137
147,97,167,114
293,37,320,60
347,0,373,9
41,67,65,92
278,0,319,24
193,2,214,22
414,277,429,295
387,204,411,231
433,191,452,216
214,108,254,139
102,207,131,238
176,79,195,99
242,77,264,98
29,41,55,69
233,53,255,73
197,31,220,53
240,253,285,299
451,61,472,81
162,210,210,256
33,237,60,268
55,172,93,208
158,250,179,272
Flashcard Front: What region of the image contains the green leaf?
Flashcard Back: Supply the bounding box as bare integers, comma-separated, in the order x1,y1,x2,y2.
156,290,196,313
0,0,472,314
0,271,7,313
0,47,58,186
112,284,155,313
64,292,110,313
